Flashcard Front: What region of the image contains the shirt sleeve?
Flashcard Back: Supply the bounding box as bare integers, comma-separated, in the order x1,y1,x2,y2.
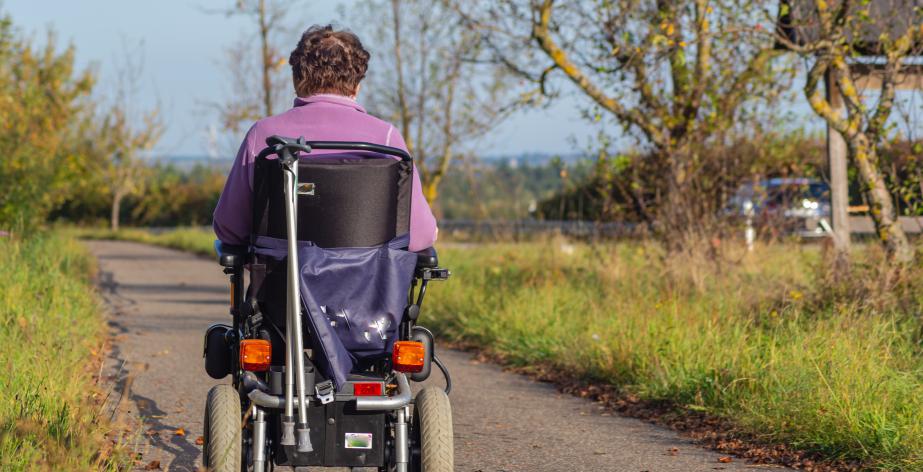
212,127,256,245
388,129,438,251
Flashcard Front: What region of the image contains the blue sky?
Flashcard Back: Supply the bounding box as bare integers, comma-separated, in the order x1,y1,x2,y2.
7,0,595,159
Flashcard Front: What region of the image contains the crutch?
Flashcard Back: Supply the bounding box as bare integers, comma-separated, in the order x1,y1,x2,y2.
270,136,313,453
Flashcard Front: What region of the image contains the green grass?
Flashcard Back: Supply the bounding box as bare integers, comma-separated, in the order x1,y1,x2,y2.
81,227,923,469
69,226,216,257
0,232,127,471
426,241,923,470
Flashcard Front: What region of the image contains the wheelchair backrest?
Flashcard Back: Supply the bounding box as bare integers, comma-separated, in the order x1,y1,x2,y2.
252,153,413,248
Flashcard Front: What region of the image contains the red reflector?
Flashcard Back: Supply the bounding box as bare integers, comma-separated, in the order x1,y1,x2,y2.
353,382,383,396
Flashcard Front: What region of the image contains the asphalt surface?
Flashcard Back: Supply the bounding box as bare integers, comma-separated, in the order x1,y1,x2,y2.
88,240,784,472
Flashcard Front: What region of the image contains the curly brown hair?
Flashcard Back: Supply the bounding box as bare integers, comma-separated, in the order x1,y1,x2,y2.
289,25,370,98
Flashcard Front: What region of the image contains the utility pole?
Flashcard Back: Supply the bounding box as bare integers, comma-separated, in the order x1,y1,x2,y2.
825,69,850,266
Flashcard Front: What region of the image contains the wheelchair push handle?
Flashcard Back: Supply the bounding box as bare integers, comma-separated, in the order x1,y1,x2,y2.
257,135,414,163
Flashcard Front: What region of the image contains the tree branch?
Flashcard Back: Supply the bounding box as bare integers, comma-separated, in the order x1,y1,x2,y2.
868,26,918,138
804,56,849,134
684,0,711,124
530,0,664,146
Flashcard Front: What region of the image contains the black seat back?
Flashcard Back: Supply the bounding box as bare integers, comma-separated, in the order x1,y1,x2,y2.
253,153,412,248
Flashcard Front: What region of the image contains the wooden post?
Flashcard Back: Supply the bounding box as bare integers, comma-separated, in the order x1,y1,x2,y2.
825,69,850,261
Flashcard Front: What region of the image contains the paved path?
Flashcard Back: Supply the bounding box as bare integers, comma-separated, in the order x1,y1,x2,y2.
88,240,784,472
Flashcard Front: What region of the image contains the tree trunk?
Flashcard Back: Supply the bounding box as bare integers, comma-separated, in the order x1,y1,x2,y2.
825,69,851,271
258,0,273,117
850,134,914,265
111,190,123,232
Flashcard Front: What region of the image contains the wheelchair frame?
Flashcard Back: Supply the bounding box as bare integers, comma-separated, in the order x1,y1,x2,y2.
207,136,452,471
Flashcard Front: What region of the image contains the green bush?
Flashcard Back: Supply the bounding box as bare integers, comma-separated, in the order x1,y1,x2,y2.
54,163,226,228
0,15,96,231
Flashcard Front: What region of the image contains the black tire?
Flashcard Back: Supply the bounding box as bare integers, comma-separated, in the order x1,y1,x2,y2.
204,384,242,472
411,387,453,472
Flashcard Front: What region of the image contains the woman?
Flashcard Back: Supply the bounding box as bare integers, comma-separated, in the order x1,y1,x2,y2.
212,25,437,251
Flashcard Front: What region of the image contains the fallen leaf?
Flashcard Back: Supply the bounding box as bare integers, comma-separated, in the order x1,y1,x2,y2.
718,456,733,463
195,436,205,445
174,428,185,437
145,460,161,470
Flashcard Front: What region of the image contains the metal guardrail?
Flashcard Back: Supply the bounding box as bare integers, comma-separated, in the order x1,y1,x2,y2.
439,219,640,239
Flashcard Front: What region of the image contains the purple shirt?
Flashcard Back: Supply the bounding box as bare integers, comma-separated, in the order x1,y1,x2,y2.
212,94,438,251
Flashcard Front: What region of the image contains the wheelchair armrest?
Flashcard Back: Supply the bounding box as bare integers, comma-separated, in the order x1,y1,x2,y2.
214,240,249,267
415,247,438,269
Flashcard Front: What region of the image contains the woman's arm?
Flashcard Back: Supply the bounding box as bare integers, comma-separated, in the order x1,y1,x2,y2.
212,127,257,245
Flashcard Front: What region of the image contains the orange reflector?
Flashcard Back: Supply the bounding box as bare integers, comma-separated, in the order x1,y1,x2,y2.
392,341,425,373
353,382,383,396
240,339,272,372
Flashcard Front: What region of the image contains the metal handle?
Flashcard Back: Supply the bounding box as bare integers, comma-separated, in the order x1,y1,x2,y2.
256,136,413,162
304,141,412,162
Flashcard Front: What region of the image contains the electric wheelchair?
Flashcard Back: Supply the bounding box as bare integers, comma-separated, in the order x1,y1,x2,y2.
203,136,453,471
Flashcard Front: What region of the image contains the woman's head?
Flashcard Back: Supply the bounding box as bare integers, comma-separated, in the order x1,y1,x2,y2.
289,25,370,98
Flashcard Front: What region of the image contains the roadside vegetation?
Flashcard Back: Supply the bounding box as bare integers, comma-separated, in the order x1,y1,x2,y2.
426,240,923,470
423,242,923,470
87,226,923,469
0,232,126,470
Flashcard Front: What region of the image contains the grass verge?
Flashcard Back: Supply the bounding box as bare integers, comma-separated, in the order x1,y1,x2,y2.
0,231,127,471
78,227,923,470
68,226,216,257
427,241,923,471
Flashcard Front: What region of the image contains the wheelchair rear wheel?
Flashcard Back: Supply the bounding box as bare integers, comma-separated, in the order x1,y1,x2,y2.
410,387,453,472
203,384,242,472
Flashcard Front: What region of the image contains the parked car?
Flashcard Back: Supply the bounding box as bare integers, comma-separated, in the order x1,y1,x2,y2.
727,178,831,238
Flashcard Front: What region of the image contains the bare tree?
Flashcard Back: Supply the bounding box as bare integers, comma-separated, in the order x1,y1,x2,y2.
455,0,792,252
212,0,298,133
354,0,513,205
775,0,923,266
99,43,163,231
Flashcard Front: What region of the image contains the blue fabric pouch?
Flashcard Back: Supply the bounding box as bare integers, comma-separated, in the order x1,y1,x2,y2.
253,234,416,388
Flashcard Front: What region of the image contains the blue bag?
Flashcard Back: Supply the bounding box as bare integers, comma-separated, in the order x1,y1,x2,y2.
254,234,416,388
